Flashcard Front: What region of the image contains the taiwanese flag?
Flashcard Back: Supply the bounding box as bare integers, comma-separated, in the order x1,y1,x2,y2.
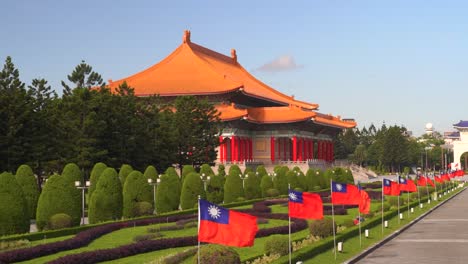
198,199,258,247
426,177,435,187
442,174,451,182
357,185,371,214
288,190,323,220
331,181,361,205
383,178,400,196
398,176,417,192
417,176,427,186
435,176,443,184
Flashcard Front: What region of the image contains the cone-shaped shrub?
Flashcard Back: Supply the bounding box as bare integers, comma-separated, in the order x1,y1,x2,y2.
88,162,107,200
199,164,215,176
343,168,354,183
273,166,289,195
119,164,133,184
155,174,172,214
217,164,226,178
36,173,81,230
206,174,224,204
297,171,307,191
15,164,39,219
260,175,274,198
224,166,244,203
123,171,152,218
324,168,336,186
61,163,83,225
306,169,321,191
286,170,300,190
180,172,204,210
165,167,182,210
256,165,268,178
144,165,158,182
243,167,253,175
0,172,29,235
244,172,261,200
181,165,195,183
88,168,123,223
316,169,328,188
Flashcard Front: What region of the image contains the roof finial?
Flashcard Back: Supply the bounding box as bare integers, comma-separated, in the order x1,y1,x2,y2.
231,48,237,62
183,30,191,43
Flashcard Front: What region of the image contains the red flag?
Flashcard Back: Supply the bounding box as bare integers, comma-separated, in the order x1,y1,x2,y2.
426,177,435,187
358,188,371,214
417,176,427,186
198,199,258,247
435,176,443,184
383,178,400,196
331,181,361,205
405,179,418,192
442,174,450,182
288,190,323,219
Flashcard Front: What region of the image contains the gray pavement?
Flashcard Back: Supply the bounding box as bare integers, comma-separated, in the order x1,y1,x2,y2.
355,187,468,264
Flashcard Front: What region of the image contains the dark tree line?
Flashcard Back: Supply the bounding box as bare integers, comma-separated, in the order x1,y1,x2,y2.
334,123,448,173
0,57,221,180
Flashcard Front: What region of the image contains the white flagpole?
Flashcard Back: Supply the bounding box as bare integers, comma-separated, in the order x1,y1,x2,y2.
358,208,362,247
425,174,430,203
381,179,384,237
331,180,337,260
417,175,421,208
407,176,410,218
288,184,291,264
198,195,201,264
433,174,438,200
397,178,400,225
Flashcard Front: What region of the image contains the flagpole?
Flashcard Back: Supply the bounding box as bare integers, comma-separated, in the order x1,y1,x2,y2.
198,195,201,264
406,176,410,218
288,184,291,264
433,173,438,201
425,174,430,204
358,208,362,247
331,180,337,260
381,179,384,237
397,176,400,225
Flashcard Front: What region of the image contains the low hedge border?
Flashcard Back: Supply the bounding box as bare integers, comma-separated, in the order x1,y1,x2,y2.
41,213,307,264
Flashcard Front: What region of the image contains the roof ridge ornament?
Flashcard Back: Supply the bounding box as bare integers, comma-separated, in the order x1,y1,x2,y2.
231,49,237,62
183,30,191,43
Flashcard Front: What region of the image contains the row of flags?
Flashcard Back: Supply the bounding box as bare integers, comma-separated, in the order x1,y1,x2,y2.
198,181,372,247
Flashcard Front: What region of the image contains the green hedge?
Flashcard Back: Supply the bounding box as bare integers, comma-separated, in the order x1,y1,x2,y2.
180,172,204,210
123,171,152,218
0,172,29,236
88,168,123,224
119,164,133,184
15,164,39,219
223,165,244,203
88,162,107,200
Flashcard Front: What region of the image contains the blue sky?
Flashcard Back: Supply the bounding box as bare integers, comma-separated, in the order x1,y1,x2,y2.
2,0,467,136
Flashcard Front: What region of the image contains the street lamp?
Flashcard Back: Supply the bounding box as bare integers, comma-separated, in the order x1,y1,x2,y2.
200,174,210,191
241,174,249,188
75,180,90,225
148,176,161,215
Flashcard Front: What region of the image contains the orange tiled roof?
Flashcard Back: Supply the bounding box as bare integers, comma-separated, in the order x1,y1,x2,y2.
108,30,317,110
216,103,356,129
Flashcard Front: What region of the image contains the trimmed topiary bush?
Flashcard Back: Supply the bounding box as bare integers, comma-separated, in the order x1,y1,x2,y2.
309,217,336,238
273,166,289,195
155,174,174,214
0,172,29,236
123,171,153,218
181,165,196,183
266,188,280,197
306,169,320,191
194,244,240,264
286,170,300,190
180,172,205,210
260,175,274,198
49,213,73,230
244,172,261,200
88,168,123,224
88,162,107,201
165,167,182,210
199,164,215,176
36,173,81,230
143,165,158,182
217,164,226,178
206,174,224,204
15,164,39,219
134,201,153,217
264,234,290,256
61,163,83,226
223,165,244,203
119,164,133,185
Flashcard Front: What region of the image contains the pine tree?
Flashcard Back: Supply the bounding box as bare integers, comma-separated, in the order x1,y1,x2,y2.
15,164,39,219
0,172,29,235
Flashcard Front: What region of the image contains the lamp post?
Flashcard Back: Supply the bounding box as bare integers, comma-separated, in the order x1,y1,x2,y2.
241,174,249,188
75,180,90,225
148,176,161,215
200,174,210,191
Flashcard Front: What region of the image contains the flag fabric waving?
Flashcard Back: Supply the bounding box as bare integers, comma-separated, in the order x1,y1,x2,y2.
398,176,417,193
198,199,258,247
288,190,323,219
331,181,361,205
383,178,400,196
417,176,427,186
357,185,371,214
442,174,451,182
425,177,435,187
435,176,443,184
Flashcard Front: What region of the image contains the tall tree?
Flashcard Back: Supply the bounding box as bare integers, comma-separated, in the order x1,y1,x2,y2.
0,57,33,172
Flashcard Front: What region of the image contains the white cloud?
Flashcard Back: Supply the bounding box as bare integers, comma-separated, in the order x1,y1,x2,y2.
255,55,303,72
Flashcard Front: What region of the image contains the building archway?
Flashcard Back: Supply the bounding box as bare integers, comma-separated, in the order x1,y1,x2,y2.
452,121,468,170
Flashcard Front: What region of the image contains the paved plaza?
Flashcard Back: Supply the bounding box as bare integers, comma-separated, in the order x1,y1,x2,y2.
355,186,468,264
